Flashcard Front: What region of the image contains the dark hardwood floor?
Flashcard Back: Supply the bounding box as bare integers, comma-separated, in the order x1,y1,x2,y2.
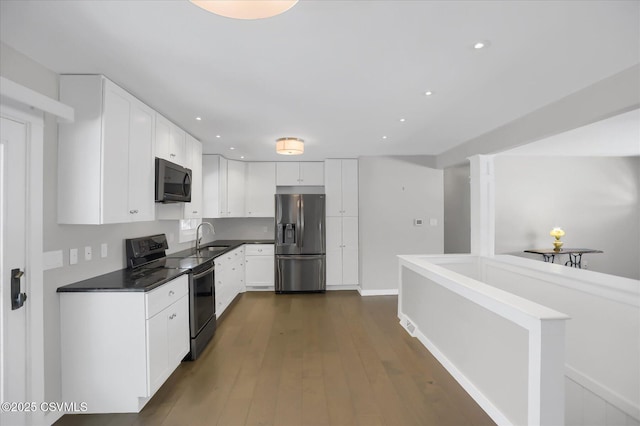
55,291,495,426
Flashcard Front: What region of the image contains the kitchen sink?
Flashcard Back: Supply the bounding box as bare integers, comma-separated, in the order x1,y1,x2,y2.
202,246,229,251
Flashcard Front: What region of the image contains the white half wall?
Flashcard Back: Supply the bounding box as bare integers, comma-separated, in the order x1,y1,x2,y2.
359,156,443,291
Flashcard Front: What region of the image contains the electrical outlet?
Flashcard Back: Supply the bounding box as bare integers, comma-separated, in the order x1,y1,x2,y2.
414,219,423,226
101,243,108,258
84,246,92,261
69,248,78,265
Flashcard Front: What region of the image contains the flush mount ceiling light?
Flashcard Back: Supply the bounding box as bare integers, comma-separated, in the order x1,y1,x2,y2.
276,137,304,155
190,0,298,20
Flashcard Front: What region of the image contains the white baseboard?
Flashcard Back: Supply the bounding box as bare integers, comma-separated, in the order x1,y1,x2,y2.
398,312,511,426
357,288,399,296
326,284,359,291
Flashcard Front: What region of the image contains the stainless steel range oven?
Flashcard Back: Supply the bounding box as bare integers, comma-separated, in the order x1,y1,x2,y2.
125,234,216,360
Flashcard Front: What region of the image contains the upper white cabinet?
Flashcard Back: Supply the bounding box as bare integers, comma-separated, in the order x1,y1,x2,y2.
227,160,246,217
58,75,155,224
183,134,202,219
325,159,358,217
245,162,276,217
276,162,324,186
203,155,224,218
202,155,244,218
155,114,186,166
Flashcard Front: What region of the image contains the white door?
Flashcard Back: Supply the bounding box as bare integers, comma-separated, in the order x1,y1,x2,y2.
0,116,28,426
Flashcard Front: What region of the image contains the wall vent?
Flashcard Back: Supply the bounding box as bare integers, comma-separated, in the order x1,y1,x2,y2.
405,319,416,334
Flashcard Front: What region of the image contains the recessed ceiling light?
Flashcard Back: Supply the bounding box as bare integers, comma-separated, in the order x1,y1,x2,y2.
195,116,202,121
240,156,245,159
216,135,221,138
473,40,490,50
424,91,433,96
382,136,387,139
229,147,235,150
400,118,406,122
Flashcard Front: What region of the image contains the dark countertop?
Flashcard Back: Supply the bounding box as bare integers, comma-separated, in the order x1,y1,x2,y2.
168,239,274,259
57,239,274,294
56,265,189,293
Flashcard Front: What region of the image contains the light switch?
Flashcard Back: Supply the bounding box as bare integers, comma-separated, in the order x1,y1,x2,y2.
84,246,92,261
70,248,78,265
101,243,108,258
429,218,438,226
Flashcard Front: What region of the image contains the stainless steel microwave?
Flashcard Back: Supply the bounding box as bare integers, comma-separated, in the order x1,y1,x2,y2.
155,158,192,203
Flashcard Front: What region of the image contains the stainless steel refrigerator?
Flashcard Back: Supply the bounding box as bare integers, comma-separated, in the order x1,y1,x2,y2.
275,194,326,293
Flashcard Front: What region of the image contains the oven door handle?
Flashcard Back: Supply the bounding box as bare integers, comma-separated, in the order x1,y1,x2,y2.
192,265,215,280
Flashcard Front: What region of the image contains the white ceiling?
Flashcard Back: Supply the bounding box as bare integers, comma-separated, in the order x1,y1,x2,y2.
1,0,639,161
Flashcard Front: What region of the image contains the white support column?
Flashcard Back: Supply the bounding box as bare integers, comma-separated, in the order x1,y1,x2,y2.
469,155,495,256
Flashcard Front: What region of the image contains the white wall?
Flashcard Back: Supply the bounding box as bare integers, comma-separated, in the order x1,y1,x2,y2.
359,156,443,292
494,155,640,280
1,42,195,406
444,163,471,254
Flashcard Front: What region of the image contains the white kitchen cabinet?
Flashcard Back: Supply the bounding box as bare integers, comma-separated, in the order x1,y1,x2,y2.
59,275,189,413
245,244,275,288
155,114,186,166
326,216,359,286
227,160,246,217
183,134,203,219
203,155,226,218
203,155,247,218
215,246,245,317
276,162,324,186
245,162,276,217
58,75,155,224
325,159,358,217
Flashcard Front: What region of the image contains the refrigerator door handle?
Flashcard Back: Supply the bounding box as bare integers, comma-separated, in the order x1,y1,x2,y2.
299,197,305,249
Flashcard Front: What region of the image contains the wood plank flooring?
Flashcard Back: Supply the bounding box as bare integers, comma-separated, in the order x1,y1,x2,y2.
55,291,495,426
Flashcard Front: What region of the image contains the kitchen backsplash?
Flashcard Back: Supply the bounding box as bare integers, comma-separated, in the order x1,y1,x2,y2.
204,218,274,241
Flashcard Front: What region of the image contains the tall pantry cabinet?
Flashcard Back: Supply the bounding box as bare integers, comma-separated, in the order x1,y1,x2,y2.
324,159,359,287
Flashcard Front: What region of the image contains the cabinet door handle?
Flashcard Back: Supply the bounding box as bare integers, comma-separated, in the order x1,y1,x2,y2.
169,290,175,296
169,313,176,320
129,209,138,214
170,153,176,158
193,210,198,214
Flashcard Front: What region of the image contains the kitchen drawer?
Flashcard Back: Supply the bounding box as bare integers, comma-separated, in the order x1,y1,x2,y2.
145,275,188,319
244,244,274,256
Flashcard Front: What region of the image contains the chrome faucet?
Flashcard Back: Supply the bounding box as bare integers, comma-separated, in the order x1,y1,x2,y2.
195,221,215,251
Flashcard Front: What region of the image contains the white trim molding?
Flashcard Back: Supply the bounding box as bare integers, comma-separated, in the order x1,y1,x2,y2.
357,287,398,296
0,76,73,122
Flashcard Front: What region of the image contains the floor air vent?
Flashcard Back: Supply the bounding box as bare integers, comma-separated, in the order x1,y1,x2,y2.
405,319,416,334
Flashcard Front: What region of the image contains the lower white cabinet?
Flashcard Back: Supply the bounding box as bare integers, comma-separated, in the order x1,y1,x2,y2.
59,275,189,413
245,244,275,288
215,246,245,317
326,216,359,286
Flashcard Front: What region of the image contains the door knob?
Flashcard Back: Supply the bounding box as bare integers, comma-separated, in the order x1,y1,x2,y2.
11,268,27,310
